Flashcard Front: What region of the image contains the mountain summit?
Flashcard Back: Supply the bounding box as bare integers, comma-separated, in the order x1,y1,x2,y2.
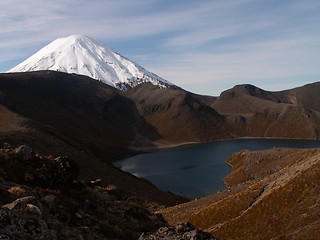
8,35,173,90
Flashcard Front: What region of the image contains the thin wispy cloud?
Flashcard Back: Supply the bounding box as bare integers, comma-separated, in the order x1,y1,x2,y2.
0,0,319,95
152,35,320,95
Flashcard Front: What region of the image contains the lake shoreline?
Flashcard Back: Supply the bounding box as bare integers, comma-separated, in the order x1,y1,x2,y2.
117,138,320,198
131,136,320,153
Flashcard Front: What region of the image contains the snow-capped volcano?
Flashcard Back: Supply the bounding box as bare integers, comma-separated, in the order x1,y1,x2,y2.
8,35,173,90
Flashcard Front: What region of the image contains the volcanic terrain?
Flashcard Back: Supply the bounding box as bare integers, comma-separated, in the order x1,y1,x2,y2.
1,34,320,239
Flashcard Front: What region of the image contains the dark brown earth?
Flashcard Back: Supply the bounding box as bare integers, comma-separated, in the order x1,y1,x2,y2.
0,71,149,159
0,71,229,154
0,71,187,207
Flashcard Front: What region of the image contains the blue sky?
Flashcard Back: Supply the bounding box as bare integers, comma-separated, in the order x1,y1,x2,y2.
1,0,319,95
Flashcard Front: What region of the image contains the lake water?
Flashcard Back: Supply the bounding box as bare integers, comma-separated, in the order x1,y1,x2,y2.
114,139,320,198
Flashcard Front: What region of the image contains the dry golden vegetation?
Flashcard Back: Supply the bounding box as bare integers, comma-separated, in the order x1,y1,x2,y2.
161,148,320,240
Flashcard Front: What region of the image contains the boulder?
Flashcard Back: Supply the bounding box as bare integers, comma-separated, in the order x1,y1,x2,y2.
51,156,77,186
176,222,194,233
139,222,217,240
14,145,34,161
0,207,56,240
28,156,77,189
25,203,42,217
3,196,36,211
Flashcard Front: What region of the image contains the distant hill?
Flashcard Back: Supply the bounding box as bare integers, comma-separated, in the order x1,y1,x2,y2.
274,82,320,112
212,83,320,139
213,82,320,113
124,84,230,146
1,71,320,155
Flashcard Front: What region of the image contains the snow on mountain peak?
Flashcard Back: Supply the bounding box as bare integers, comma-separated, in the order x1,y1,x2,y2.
8,35,173,91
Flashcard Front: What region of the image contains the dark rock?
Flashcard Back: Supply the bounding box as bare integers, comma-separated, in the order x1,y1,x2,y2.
29,156,77,189
24,203,42,217
106,183,117,191
183,229,214,239
79,178,103,188
0,207,56,240
14,145,34,161
176,222,194,233
0,142,11,149
0,168,7,178
0,152,9,162
139,222,217,240
0,208,13,229
3,196,36,211
89,178,102,187
0,186,9,204
51,156,77,187
24,172,34,182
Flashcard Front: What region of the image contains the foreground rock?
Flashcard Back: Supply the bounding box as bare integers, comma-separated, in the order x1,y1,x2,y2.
139,222,217,240
0,207,53,239
0,144,167,239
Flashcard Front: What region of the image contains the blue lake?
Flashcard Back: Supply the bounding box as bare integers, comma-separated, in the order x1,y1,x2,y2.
114,139,320,198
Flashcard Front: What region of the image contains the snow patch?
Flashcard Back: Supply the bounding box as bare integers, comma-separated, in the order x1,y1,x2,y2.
8,35,174,91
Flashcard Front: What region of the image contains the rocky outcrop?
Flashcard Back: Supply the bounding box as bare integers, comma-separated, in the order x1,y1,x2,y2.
0,207,55,240
14,145,33,161
0,144,168,239
1,144,77,189
139,222,217,240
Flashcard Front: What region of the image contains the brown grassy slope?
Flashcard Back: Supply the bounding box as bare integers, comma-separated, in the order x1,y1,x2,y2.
243,104,320,138
158,148,314,224
207,149,320,239
224,148,311,187
274,81,320,112
212,84,320,139
212,84,281,114
160,148,320,239
211,161,320,239
124,83,231,146
189,92,218,106
212,82,320,113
